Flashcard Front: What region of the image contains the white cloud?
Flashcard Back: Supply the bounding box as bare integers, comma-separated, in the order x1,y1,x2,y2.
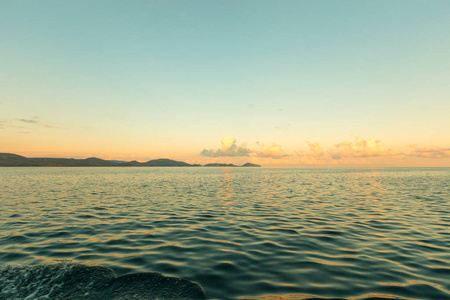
254,143,288,158
201,136,251,157
201,137,288,159
306,142,325,158
328,137,402,159
202,136,450,164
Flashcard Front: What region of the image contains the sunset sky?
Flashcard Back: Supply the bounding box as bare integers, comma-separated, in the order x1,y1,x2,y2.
1,1,449,166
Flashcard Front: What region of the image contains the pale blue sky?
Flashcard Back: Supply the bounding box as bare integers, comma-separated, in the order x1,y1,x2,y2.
1,1,449,165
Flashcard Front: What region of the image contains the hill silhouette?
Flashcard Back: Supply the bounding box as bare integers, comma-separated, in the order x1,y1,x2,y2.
0,153,261,167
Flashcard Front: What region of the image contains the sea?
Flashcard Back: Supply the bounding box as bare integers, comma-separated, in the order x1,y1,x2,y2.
0,167,449,299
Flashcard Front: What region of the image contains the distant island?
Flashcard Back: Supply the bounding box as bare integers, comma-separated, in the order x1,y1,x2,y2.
204,163,260,167
0,153,261,167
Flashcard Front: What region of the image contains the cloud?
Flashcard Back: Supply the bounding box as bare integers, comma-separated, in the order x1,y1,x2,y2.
409,146,450,158
306,142,325,158
201,137,288,158
328,137,402,159
202,136,449,164
1,117,61,131
293,142,328,165
254,143,288,158
295,142,325,159
201,136,251,157
18,118,38,124
44,124,62,129
275,123,291,130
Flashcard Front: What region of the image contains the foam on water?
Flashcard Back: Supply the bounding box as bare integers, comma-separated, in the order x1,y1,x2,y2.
0,262,205,299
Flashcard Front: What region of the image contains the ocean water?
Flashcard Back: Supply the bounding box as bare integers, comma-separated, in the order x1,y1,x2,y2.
1,167,449,299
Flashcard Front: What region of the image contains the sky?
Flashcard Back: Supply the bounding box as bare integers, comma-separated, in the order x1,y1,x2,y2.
1,1,449,166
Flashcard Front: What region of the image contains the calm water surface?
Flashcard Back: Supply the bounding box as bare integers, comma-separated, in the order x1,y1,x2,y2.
1,167,449,299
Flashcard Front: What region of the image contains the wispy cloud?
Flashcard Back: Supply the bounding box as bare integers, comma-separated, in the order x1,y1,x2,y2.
17,119,38,124
201,136,288,159
327,137,402,159
0,116,64,133
275,123,291,130
44,124,62,129
409,145,450,158
0,120,21,129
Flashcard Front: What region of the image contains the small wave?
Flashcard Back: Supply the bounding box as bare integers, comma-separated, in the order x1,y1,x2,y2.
0,262,205,300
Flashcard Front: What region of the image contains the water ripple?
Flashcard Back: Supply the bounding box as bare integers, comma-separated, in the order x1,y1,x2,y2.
1,167,449,299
